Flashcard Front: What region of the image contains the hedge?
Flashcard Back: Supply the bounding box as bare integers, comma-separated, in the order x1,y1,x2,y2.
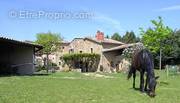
61,53,100,72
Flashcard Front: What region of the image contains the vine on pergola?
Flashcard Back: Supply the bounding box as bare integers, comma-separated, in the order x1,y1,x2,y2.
62,53,100,72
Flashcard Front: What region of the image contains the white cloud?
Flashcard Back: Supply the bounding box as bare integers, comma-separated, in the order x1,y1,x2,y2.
157,5,180,11
92,12,123,32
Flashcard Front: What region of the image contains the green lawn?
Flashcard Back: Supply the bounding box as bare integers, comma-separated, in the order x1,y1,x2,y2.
0,71,180,103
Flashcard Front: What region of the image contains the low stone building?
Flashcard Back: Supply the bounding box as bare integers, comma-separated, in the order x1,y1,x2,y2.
54,31,134,72
0,37,42,75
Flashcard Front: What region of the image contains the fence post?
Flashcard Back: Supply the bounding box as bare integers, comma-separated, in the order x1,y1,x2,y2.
166,65,169,77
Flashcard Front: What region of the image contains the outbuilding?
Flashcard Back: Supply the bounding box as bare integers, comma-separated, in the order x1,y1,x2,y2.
0,37,42,75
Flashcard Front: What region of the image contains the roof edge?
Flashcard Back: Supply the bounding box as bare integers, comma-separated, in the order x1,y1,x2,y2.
0,37,43,49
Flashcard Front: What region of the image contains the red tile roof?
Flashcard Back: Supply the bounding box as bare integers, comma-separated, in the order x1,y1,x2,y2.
85,37,125,45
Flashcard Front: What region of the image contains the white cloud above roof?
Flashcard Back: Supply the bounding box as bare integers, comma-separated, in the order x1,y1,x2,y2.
93,12,123,32
157,5,180,11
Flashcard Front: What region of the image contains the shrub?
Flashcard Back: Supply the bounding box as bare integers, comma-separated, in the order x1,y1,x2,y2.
62,53,100,72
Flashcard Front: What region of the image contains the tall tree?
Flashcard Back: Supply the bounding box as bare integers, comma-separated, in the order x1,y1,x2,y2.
35,32,62,73
165,30,180,62
170,30,180,59
136,37,141,42
122,31,137,43
106,35,110,38
140,17,173,70
111,33,121,41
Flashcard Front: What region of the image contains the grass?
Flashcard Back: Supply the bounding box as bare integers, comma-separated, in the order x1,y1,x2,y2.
0,70,180,103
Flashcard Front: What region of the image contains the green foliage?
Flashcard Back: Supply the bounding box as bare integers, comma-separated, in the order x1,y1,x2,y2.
140,17,173,53
62,53,100,72
163,30,180,64
122,31,139,43
35,32,62,54
140,17,174,68
63,53,100,62
35,32,62,72
111,31,139,43
111,32,122,41
169,30,180,59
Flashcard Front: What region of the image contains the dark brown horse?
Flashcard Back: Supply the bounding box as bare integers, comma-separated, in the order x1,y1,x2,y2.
127,49,159,97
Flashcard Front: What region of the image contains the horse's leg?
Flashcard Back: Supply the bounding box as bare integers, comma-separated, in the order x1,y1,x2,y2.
133,69,136,89
145,74,149,91
140,71,145,92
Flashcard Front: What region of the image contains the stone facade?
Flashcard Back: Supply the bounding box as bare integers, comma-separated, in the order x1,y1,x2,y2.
68,38,102,54
51,31,131,72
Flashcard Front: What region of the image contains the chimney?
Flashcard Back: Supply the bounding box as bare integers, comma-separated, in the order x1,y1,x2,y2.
96,30,104,41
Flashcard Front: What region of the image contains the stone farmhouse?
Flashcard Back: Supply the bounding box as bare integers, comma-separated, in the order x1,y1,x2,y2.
51,31,134,73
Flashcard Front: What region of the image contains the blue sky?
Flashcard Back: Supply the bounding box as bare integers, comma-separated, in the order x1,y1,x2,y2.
0,0,180,41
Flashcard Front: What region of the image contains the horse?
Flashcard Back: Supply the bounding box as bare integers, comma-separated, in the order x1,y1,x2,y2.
127,49,159,97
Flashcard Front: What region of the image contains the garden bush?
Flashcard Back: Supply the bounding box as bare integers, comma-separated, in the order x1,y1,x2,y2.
62,53,100,72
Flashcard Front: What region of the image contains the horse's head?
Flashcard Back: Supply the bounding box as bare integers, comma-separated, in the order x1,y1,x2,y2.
149,76,159,97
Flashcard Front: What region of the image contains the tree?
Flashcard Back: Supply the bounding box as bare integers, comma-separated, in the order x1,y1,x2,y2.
136,37,141,42
140,17,173,69
122,31,138,43
106,35,110,38
170,30,180,59
164,30,180,64
35,32,62,73
111,33,121,41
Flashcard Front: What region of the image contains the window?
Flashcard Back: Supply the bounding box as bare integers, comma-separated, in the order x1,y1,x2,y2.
69,49,74,54
110,61,114,67
72,49,74,53
91,48,93,53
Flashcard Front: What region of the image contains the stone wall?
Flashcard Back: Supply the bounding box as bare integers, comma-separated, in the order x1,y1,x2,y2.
66,38,102,54
100,51,121,73
54,38,127,73
57,38,103,71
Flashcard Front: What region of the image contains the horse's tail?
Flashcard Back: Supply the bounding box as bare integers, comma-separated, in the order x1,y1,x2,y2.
127,66,134,80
